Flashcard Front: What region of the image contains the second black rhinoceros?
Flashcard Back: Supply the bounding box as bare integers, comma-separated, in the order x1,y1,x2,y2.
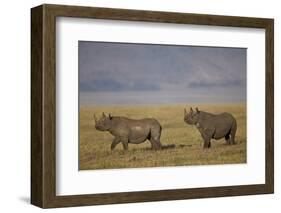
184,107,237,148
94,113,163,150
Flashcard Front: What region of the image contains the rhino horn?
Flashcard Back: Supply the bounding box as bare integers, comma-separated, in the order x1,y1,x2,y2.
94,114,97,123
184,108,187,115
190,107,193,112
196,107,200,113
102,112,106,117
109,113,112,119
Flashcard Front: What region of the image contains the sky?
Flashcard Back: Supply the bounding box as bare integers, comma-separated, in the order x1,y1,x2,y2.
79,41,246,105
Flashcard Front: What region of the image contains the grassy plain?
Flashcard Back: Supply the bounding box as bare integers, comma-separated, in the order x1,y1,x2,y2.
79,103,246,170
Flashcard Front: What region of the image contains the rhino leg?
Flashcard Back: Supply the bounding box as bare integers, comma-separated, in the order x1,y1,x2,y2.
149,137,162,150
111,137,121,150
201,133,211,148
225,134,231,145
198,128,213,149
203,139,211,148
230,119,237,145
121,137,129,150
149,127,162,150
230,131,236,145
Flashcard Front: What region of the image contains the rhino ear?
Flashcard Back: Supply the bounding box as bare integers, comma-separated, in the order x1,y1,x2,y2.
109,113,113,120
196,107,200,113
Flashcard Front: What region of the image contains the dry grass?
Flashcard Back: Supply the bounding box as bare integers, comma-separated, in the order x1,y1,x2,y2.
79,103,246,170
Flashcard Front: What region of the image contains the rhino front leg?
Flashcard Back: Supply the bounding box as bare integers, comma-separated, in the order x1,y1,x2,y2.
199,128,213,149
203,138,211,148
121,137,129,150
111,137,121,150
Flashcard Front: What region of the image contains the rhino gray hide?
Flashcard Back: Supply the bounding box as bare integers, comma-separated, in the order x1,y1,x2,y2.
184,107,237,148
94,113,163,150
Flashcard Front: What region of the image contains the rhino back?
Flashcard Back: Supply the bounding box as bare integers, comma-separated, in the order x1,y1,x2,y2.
198,112,235,138
109,117,160,139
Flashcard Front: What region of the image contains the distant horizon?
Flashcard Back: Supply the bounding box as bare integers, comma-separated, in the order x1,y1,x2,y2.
79,41,246,106
79,91,246,107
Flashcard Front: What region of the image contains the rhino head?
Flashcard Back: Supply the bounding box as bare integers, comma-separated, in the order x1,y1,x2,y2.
94,112,113,131
184,107,200,125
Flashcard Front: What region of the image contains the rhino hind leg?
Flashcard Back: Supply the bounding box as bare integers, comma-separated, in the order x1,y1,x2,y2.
230,131,236,145
225,134,231,145
229,120,237,145
149,127,162,150
149,137,162,150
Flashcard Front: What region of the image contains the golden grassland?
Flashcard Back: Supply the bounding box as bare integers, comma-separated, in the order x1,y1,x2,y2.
79,103,246,170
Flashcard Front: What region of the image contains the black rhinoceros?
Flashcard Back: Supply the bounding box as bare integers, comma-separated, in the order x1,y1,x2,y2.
94,113,163,150
184,107,237,148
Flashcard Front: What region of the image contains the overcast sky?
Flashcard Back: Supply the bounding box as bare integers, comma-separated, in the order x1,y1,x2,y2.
79,41,246,105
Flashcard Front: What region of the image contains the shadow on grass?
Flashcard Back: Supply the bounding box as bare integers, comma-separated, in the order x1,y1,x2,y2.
133,143,193,152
